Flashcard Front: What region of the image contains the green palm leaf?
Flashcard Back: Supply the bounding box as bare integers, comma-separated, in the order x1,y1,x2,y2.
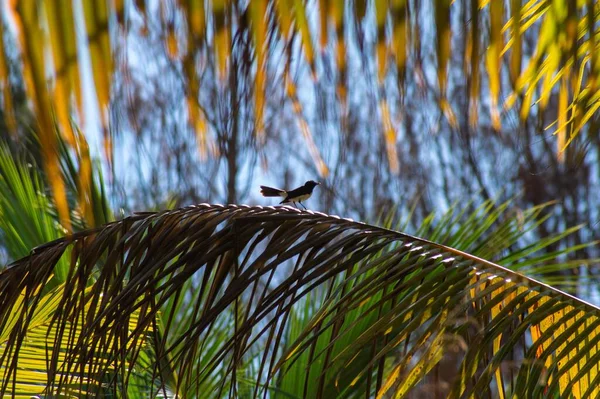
1,204,598,397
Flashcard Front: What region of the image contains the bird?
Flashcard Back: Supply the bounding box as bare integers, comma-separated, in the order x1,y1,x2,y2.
260,180,320,209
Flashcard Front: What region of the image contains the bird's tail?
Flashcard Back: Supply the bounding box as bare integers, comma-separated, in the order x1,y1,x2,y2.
260,185,286,197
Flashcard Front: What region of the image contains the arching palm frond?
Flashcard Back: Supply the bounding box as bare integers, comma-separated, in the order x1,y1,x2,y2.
1,204,599,398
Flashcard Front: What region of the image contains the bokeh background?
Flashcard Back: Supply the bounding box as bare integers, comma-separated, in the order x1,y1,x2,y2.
1,0,599,291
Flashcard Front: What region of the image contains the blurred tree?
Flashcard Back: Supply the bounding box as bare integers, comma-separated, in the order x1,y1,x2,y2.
2,0,599,228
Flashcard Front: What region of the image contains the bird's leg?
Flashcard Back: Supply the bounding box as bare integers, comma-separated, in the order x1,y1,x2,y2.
299,202,307,210
292,202,298,208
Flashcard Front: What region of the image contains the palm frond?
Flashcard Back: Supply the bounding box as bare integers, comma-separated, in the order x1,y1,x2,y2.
0,144,68,276
1,204,599,397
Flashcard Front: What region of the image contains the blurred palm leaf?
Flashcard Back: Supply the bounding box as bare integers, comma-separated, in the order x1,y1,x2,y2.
9,1,71,233
1,203,599,397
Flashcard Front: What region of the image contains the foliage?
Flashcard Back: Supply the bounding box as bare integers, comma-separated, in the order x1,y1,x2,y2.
1,2,599,397
1,201,598,398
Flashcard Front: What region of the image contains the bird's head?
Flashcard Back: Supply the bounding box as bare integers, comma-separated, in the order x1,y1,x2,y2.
305,180,320,189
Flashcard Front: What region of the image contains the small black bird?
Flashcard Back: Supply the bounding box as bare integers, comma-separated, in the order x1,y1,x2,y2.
260,180,320,209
